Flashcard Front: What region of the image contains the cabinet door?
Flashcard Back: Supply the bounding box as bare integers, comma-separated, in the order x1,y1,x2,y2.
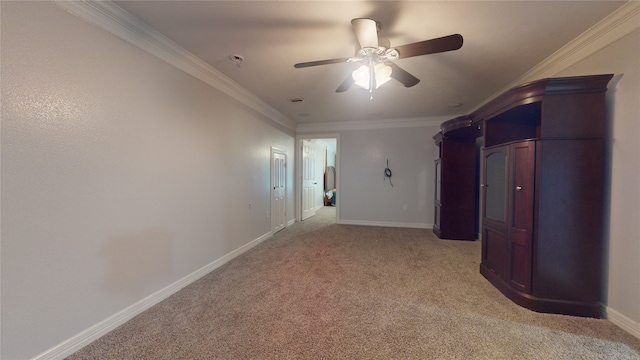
434,159,441,231
509,141,535,293
483,225,508,280
481,146,509,278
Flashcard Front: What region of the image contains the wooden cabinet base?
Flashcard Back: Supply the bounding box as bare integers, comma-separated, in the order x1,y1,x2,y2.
480,264,602,318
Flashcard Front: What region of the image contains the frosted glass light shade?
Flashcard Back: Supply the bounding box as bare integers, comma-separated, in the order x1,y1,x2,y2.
375,63,392,87
352,63,392,90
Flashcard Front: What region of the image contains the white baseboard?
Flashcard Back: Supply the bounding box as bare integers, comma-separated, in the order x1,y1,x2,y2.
337,219,432,229
33,231,273,360
287,218,296,227
605,306,640,340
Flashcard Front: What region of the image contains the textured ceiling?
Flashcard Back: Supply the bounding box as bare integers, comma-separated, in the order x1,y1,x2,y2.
114,1,626,125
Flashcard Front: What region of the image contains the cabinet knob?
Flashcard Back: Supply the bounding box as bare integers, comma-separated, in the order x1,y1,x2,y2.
515,186,523,191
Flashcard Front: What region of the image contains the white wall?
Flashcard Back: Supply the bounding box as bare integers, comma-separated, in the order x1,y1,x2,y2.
327,147,337,167
338,125,440,228
1,2,294,359
316,138,337,167
554,30,640,334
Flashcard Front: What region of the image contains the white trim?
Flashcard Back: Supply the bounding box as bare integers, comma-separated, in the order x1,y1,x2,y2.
52,1,639,135
605,306,640,340
472,1,640,113
53,0,296,132
32,231,273,360
520,1,640,81
297,117,447,133
287,218,296,227
338,219,432,230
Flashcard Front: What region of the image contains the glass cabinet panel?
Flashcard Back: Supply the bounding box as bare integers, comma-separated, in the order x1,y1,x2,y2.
485,150,507,222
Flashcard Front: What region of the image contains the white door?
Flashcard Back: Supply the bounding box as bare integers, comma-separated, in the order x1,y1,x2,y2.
301,140,317,220
271,148,286,233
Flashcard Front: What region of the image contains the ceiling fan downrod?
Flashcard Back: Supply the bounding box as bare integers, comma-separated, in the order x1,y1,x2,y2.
368,62,376,100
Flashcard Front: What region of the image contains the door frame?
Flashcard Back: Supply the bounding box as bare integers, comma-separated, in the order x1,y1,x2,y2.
295,134,340,223
270,147,287,234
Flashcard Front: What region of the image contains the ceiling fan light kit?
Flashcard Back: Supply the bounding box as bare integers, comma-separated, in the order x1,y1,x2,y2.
294,18,463,97
352,63,392,91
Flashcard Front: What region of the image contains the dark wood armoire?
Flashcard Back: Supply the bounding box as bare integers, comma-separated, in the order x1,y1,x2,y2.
433,74,613,318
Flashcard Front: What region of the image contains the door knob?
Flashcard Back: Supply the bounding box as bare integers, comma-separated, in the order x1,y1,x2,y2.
515,186,523,191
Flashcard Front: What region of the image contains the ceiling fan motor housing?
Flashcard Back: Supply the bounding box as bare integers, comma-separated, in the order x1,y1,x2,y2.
351,18,380,49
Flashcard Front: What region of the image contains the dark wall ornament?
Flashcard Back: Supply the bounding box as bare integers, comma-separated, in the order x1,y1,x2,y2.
384,158,393,187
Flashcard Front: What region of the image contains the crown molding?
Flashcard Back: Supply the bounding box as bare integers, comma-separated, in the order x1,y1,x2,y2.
473,1,640,113
296,116,448,133
54,1,638,134
54,0,297,131
521,1,640,81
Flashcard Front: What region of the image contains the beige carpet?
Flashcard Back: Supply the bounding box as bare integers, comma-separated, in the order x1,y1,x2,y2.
69,206,640,359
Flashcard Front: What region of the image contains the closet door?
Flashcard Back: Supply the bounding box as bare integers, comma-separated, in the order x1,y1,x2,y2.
508,141,536,293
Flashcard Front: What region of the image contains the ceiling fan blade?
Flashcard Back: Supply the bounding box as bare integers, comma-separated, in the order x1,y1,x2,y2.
336,76,355,93
387,62,420,88
294,57,351,68
395,34,463,59
351,18,379,49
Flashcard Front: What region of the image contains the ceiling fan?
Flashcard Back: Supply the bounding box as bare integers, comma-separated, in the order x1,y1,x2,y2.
294,18,463,97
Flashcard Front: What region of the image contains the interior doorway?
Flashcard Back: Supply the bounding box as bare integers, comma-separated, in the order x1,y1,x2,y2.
296,134,339,224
